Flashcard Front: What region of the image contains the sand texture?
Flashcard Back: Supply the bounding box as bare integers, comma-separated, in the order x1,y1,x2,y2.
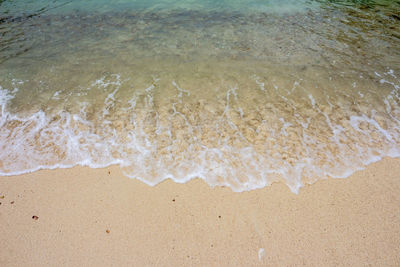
1,158,400,266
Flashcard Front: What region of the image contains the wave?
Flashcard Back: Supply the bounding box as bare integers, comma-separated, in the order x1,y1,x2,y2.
1,69,399,193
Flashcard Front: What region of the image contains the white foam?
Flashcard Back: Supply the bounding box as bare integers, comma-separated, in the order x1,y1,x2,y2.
0,71,399,194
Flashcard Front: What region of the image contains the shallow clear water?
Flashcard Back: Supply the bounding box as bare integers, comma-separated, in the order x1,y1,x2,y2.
1,0,399,192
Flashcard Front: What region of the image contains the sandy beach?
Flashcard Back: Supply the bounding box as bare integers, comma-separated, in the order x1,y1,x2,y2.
1,0,400,266
0,158,399,266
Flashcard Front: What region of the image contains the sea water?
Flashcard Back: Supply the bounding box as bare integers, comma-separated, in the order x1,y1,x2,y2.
0,0,399,193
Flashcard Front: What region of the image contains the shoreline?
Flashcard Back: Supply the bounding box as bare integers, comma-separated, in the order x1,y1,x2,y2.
1,157,399,265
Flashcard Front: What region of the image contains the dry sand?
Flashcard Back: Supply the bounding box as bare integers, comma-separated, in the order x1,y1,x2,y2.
0,158,399,266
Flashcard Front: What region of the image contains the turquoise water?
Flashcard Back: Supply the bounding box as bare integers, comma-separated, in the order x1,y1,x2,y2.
0,0,399,193
1,0,317,14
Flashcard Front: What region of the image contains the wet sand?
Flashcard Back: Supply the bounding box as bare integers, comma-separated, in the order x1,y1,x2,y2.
0,158,399,266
